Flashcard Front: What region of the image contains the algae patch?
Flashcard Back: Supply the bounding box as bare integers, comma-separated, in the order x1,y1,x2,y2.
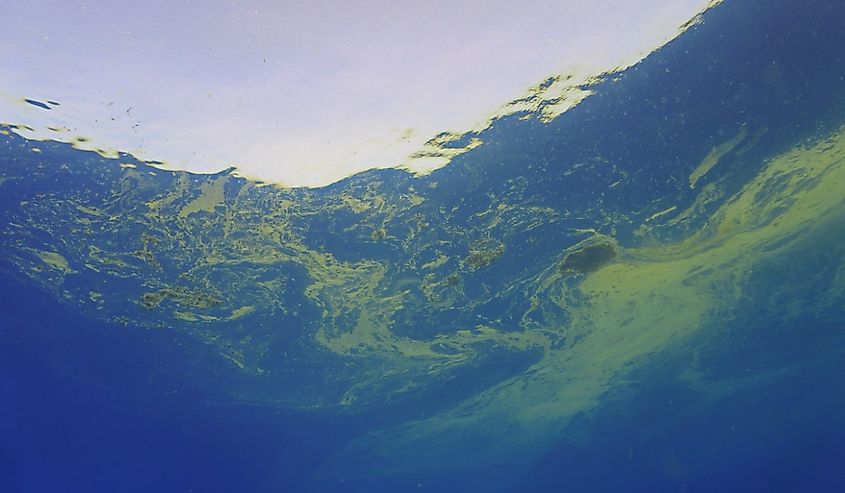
689,126,748,189
464,240,505,271
179,175,229,217
141,287,222,310
35,250,74,274
558,236,619,275
229,305,256,320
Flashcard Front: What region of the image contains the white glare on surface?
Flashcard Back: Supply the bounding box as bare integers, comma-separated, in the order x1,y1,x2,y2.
0,0,719,187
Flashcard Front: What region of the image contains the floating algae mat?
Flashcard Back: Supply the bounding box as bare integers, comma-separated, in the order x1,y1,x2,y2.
2,0,845,491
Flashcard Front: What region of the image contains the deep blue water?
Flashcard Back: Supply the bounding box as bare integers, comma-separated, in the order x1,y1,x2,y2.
4,286,845,492
3,0,845,491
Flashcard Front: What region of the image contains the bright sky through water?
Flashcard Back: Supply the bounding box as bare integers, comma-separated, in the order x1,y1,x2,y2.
1,0,718,187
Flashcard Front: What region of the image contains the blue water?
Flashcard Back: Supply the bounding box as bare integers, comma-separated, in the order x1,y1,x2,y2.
3,0,845,491
4,294,845,492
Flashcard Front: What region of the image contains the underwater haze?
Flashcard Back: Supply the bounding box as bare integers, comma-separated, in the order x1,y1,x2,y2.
2,0,845,492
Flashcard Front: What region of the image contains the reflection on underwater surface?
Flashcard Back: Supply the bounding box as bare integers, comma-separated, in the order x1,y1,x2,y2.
2,0,845,491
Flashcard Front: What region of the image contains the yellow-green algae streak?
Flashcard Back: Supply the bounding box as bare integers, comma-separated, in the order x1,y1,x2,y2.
330,125,845,476
688,126,748,188
2,137,558,404
3,118,844,476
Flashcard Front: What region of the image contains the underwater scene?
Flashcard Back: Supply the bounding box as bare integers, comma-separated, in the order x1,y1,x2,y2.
2,0,845,491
